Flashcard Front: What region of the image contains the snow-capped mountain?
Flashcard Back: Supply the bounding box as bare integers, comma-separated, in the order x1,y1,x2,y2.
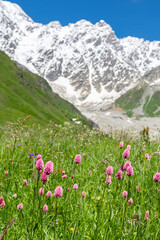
1,0,160,111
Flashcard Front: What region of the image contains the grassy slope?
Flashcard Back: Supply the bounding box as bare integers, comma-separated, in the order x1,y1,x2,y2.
0,51,87,125
143,91,160,117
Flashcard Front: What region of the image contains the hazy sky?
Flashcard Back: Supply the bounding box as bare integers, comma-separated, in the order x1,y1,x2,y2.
8,0,160,41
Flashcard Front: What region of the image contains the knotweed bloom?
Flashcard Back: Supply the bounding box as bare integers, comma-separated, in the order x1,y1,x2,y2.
46,191,52,197
54,186,63,198
123,149,130,159
122,191,128,197
128,198,133,205
24,179,28,186
106,166,113,175
43,204,48,212
126,166,133,176
44,161,53,175
73,184,78,190
62,170,65,175
67,187,70,191
145,153,149,159
39,188,44,195
89,170,92,174
145,210,149,221
119,141,124,148
17,203,23,210
153,173,160,182
106,175,112,185
62,175,67,179
136,186,140,192
5,171,8,175
0,197,4,204
74,154,81,164
82,191,86,197
41,172,48,184
124,161,131,170
127,145,131,151
13,194,17,198
1,201,5,209
6,144,9,149
71,174,74,179
116,170,122,179
36,159,44,170
37,154,42,161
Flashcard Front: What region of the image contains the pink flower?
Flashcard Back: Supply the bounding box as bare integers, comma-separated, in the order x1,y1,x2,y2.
6,144,9,149
0,197,4,204
127,145,131,151
44,161,53,175
123,149,130,159
37,154,42,161
73,184,78,190
116,170,122,179
82,191,86,197
24,179,28,186
1,201,5,209
43,204,48,212
62,170,65,175
11,162,14,165
74,154,81,164
36,159,44,170
128,198,133,205
106,175,112,185
145,210,149,221
5,171,8,175
119,141,124,148
106,166,113,175
126,166,133,176
89,170,92,174
54,186,63,198
62,175,67,179
153,173,160,182
41,172,48,184
122,191,128,197
17,203,23,210
67,187,70,191
136,186,140,192
46,191,52,197
123,161,131,170
71,174,74,179
39,188,44,195
145,153,149,159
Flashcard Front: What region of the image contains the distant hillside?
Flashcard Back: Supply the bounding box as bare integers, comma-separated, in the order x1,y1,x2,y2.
0,50,89,125
115,66,160,117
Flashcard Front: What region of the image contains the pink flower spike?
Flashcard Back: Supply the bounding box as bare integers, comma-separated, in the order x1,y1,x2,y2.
37,154,42,161
41,172,48,184
136,186,140,192
145,210,149,221
119,141,124,148
17,203,23,210
73,184,78,190
122,191,128,197
43,204,48,212
24,179,28,186
0,197,4,204
116,170,122,179
89,170,92,174
74,154,81,164
123,161,131,170
153,173,160,182
62,175,67,179
1,201,5,209
67,187,70,191
54,186,63,198
106,175,112,185
71,174,74,179
11,162,14,165
145,153,149,159
39,188,44,195
5,171,8,175
82,191,86,197
6,144,9,149
46,191,52,197
128,198,133,205
62,170,65,175
123,149,130,159
126,166,133,176
44,161,53,175
127,145,131,151
36,159,44,170
106,166,113,175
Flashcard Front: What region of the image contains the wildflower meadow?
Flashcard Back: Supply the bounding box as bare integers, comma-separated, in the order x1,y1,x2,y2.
0,121,160,239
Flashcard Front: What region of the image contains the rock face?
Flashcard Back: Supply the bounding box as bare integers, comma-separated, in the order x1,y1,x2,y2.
1,0,160,111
